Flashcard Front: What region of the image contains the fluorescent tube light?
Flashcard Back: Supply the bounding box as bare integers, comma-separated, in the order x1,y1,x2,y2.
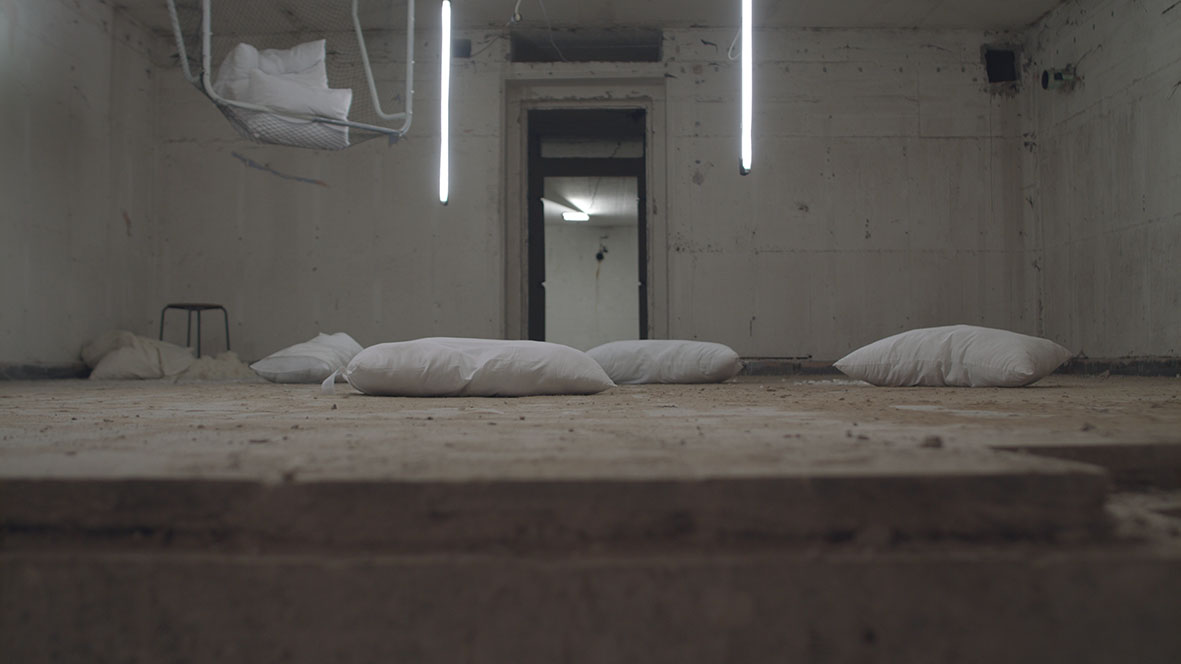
439,0,451,204
562,211,591,222
740,0,752,175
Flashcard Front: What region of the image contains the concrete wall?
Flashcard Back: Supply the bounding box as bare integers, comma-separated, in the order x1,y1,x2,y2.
0,0,158,366
153,26,1031,362
13,0,1175,365
662,28,1033,359
1024,0,1181,358
153,28,505,361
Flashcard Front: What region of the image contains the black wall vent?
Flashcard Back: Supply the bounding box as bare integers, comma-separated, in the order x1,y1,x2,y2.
983,47,1020,83
511,28,662,63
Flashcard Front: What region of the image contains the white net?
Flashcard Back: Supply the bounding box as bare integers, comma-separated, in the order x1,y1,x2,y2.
169,0,411,150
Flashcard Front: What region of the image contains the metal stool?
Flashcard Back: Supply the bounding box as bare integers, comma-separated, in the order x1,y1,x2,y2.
160,303,230,358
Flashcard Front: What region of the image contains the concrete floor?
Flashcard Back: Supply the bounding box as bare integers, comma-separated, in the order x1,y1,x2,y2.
2,374,1178,482
3,375,1181,662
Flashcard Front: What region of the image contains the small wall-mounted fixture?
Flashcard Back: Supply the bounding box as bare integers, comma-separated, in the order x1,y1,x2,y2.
1041,66,1078,91
562,211,590,222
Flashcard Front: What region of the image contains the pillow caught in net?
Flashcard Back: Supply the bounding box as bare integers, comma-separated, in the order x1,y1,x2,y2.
213,40,352,150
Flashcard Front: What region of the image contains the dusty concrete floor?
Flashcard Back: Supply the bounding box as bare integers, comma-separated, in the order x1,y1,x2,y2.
5,376,1181,664
0,375,1178,482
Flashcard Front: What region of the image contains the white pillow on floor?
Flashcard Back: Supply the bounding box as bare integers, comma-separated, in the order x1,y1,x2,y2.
587,340,742,384
834,325,1073,387
340,337,615,397
81,330,139,369
88,335,195,380
251,332,363,383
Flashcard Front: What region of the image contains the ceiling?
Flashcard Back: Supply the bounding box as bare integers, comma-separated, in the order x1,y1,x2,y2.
120,0,1065,36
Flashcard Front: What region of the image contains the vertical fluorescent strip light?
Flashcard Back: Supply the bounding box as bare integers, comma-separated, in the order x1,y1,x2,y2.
439,0,451,204
740,0,753,175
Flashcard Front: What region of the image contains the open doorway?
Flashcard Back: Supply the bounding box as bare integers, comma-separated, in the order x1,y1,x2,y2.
527,109,647,348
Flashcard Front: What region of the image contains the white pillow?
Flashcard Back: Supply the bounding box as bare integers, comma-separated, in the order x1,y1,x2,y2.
214,40,329,102
88,335,195,380
246,69,352,120
251,332,363,384
587,340,741,384
91,345,163,380
81,330,139,368
834,325,1073,387
212,42,260,101
338,337,615,397
257,39,328,83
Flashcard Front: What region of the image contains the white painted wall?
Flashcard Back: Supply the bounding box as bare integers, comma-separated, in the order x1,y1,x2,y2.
6,0,1175,366
545,221,640,350
165,26,1033,363
1023,0,1181,357
661,28,1034,359
0,0,158,366
0,20,1038,364
152,28,504,361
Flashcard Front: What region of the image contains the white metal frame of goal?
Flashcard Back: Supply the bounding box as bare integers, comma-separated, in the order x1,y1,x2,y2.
164,0,415,142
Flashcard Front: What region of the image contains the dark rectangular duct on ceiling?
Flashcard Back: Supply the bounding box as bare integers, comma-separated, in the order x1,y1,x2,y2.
511,28,663,63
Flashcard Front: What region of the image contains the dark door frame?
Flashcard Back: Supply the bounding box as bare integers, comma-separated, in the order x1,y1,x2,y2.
526,108,648,342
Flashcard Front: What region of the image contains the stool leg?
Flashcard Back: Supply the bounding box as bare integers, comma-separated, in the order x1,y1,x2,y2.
220,307,230,352
186,311,193,349
159,307,168,340
196,311,202,358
